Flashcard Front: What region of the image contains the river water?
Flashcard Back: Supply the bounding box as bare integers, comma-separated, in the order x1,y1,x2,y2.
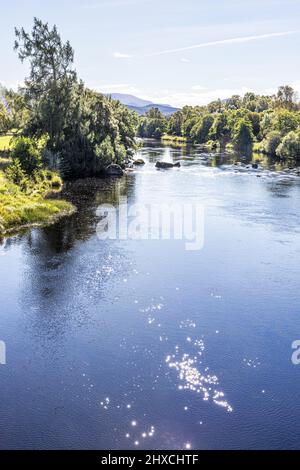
0,140,300,449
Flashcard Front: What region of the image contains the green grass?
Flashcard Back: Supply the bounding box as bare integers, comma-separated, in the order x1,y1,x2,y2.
161,135,188,143
206,140,220,151
0,171,75,236
253,141,264,153
0,135,13,152
0,157,11,170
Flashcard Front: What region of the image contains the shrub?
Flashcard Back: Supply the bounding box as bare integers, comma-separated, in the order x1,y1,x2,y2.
6,159,27,185
190,115,214,143
12,136,45,175
276,130,300,160
95,136,116,169
232,119,254,152
263,131,282,156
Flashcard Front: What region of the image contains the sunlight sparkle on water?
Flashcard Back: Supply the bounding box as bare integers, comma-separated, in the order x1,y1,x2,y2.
167,336,233,413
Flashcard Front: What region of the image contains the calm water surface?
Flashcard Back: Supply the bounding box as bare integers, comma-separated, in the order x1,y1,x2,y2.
0,140,300,449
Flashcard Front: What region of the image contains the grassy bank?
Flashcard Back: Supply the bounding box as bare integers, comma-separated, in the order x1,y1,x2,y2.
0,171,75,236
0,135,13,152
161,135,188,144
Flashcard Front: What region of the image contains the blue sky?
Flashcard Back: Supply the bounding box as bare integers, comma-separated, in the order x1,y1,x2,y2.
1,0,300,107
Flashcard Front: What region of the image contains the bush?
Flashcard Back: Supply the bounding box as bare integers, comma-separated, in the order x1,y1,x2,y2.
12,136,46,175
232,119,254,152
95,136,116,169
263,131,282,156
276,130,300,159
6,159,28,186
190,115,214,143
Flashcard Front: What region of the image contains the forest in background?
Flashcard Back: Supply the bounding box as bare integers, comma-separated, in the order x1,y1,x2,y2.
138,86,300,159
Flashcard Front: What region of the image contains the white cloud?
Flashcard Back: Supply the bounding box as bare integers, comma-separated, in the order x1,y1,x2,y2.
149,86,253,108
95,83,145,96
113,52,132,59
180,58,190,63
86,81,300,109
147,30,300,56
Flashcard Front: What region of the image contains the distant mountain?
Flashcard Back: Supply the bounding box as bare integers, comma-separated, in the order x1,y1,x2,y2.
108,93,153,108
106,93,180,116
127,103,180,116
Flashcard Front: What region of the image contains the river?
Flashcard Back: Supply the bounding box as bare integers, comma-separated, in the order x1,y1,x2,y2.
0,140,300,449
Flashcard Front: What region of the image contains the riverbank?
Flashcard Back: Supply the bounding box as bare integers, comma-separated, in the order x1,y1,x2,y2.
0,170,75,237
161,135,188,144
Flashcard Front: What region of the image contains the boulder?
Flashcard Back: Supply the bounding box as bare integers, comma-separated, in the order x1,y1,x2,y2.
133,159,145,165
252,163,259,169
105,164,124,177
155,161,181,169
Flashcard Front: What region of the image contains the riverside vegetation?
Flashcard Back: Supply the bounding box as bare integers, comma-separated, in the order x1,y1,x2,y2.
137,86,300,159
1,19,300,237
0,18,138,236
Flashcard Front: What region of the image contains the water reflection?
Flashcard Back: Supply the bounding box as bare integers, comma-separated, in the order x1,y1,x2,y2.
1,140,300,449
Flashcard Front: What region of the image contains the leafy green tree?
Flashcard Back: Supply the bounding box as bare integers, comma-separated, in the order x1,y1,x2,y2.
14,19,137,178
276,85,298,110
0,101,9,134
232,118,254,152
209,113,231,146
2,87,29,131
60,86,121,178
248,112,261,138
138,108,166,138
182,116,198,138
190,115,214,143
263,131,282,156
110,99,138,150
12,136,45,175
225,95,242,110
145,108,164,120
168,111,183,136
14,17,77,152
207,99,223,114
276,130,300,159
273,110,299,136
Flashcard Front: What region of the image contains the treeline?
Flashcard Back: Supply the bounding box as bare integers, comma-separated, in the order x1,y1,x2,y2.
0,18,138,181
138,86,300,159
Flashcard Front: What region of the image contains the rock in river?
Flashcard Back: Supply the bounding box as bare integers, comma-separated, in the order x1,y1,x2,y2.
155,161,181,169
133,159,145,165
105,164,124,177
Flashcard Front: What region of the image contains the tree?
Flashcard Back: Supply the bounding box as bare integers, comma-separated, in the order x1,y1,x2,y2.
145,108,164,120
60,86,123,178
232,118,254,152
276,85,298,110
225,95,242,110
209,113,231,146
14,17,77,151
190,115,214,143
11,136,44,175
0,101,9,134
110,99,138,150
263,131,282,156
274,110,299,136
137,108,166,138
2,87,29,131
168,111,183,136
14,19,137,179
276,130,300,160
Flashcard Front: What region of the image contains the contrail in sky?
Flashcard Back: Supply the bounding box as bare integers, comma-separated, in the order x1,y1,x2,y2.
146,30,300,57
